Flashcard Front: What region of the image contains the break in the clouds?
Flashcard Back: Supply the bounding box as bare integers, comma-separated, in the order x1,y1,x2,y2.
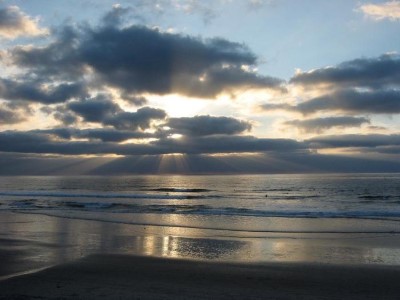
284,117,370,133
360,1,400,21
0,6,47,39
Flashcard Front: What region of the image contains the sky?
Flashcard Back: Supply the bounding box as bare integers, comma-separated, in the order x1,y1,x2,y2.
0,0,400,174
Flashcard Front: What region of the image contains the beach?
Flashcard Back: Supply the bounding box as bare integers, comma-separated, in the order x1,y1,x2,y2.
2,253,400,299
2,211,400,299
2,174,400,299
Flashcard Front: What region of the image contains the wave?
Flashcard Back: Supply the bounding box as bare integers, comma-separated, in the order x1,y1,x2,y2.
16,210,400,234
0,191,215,200
358,195,400,200
147,188,213,193
6,199,400,220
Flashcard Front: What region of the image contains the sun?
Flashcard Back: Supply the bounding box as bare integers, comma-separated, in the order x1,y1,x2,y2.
146,94,209,118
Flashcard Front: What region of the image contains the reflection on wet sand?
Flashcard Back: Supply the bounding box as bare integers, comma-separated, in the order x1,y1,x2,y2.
2,211,400,279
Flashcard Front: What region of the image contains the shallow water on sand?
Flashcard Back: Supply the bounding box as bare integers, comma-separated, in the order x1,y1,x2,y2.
2,210,400,280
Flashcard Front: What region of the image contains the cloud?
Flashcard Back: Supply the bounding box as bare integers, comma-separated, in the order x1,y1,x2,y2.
67,94,167,130
290,54,400,88
104,107,167,130
0,6,48,39
0,130,305,156
262,54,400,116
0,106,25,124
10,22,285,98
68,94,121,123
2,148,400,175
33,128,156,142
307,133,400,148
284,116,370,133
121,93,148,106
166,115,252,136
360,1,400,21
262,89,400,115
0,78,87,104
101,5,132,27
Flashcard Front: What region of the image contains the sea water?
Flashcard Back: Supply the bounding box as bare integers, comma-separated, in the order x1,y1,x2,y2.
1,174,400,233
2,174,400,268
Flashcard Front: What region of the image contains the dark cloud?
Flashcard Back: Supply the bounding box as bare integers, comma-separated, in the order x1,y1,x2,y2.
53,111,78,126
290,54,400,88
1,151,400,175
261,89,400,115
307,134,400,148
103,107,167,130
154,135,305,154
284,116,370,133
261,54,400,117
121,93,148,106
67,94,166,130
34,128,155,142
101,5,132,27
10,22,285,98
0,106,25,124
0,5,46,39
0,131,305,156
78,25,284,97
166,115,252,136
10,25,85,81
68,94,121,123
0,78,87,104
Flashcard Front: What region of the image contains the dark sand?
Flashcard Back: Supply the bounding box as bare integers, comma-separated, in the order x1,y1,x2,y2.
1,254,400,299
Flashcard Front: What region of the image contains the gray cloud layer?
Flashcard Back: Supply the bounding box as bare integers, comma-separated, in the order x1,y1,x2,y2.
307,134,400,148
0,130,305,156
290,54,400,89
284,116,370,133
262,89,400,115
0,78,87,105
166,115,252,136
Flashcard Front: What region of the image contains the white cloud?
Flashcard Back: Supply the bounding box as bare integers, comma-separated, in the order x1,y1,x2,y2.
359,1,400,21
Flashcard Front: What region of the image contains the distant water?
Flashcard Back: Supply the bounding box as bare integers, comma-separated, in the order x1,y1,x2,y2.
1,174,400,233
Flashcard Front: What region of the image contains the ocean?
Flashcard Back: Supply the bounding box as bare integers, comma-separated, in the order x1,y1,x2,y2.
1,173,400,233
2,173,400,270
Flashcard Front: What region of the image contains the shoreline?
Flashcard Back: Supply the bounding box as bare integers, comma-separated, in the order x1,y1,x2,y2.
2,210,400,298
1,211,400,277
2,254,400,299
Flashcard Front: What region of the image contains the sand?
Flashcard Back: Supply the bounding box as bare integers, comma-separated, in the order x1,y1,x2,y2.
2,211,400,299
1,254,400,299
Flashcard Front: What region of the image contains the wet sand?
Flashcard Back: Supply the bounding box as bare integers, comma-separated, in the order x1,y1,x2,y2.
2,254,400,299
2,211,400,298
